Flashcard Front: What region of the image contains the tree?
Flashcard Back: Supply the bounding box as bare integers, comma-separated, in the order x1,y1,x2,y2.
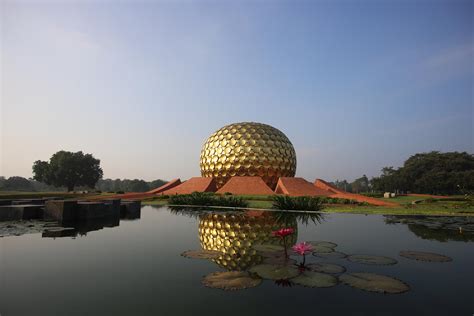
2,176,33,191
370,151,474,194
351,175,369,193
33,151,103,191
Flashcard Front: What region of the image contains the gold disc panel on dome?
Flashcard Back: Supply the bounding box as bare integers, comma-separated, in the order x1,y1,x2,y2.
199,212,297,271
199,122,297,189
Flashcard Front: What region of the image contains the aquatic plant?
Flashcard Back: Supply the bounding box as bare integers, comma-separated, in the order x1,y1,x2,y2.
339,273,410,294
202,271,262,290
168,192,248,208
399,250,452,262
291,271,338,288
347,254,398,265
272,227,295,257
272,195,324,212
292,242,313,267
249,264,299,280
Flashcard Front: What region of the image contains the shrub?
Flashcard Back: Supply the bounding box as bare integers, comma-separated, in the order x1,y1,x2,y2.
272,195,324,212
168,192,248,208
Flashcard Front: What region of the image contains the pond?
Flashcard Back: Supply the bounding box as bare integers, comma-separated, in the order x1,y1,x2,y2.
1,206,473,315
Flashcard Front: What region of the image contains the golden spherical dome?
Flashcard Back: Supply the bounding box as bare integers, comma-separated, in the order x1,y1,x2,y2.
200,122,297,189
198,212,297,271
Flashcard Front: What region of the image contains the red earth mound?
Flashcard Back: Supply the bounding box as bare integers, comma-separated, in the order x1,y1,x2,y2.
162,177,217,195
275,177,332,196
216,176,274,195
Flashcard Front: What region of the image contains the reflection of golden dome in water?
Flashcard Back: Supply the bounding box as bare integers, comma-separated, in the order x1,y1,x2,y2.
199,212,297,270
200,122,297,189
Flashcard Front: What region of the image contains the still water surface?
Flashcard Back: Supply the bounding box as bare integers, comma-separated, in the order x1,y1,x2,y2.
1,206,473,315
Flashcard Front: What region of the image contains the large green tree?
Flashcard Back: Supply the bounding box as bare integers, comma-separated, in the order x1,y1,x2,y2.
370,151,474,195
33,151,103,191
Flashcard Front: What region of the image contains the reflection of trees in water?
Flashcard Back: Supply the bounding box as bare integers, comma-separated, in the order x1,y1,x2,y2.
385,216,474,242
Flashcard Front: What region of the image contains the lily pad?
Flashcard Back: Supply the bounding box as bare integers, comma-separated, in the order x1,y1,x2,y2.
308,241,337,248
347,255,397,265
313,251,347,259
339,272,409,294
292,271,338,288
312,245,334,254
181,250,221,259
262,257,297,266
252,244,285,252
249,264,299,280
202,271,262,290
399,251,452,262
306,263,346,274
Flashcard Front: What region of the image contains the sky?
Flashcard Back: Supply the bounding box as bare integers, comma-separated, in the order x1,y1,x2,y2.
1,0,473,182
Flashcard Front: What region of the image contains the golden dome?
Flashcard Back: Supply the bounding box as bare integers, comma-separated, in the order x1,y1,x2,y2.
199,212,297,270
199,122,297,189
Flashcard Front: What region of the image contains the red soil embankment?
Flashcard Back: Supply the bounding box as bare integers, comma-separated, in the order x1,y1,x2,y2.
314,179,398,207
276,177,332,196
217,177,274,195
147,179,182,194
162,177,217,195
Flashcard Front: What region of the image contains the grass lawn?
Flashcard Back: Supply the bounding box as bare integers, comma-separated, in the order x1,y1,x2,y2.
142,194,474,216
375,195,427,204
0,191,98,200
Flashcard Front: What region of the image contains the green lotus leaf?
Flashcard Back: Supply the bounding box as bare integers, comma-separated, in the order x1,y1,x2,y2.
347,254,397,265
312,245,334,254
339,272,410,294
202,271,262,290
399,251,452,262
313,251,347,259
307,241,337,248
259,250,287,259
181,249,222,259
306,263,346,274
252,244,285,252
262,256,297,266
292,271,338,288
249,264,299,280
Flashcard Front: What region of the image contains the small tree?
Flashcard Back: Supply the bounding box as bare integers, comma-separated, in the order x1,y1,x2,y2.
33,151,103,191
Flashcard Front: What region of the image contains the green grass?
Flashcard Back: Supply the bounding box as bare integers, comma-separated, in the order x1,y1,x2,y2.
324,205,474,216
0,191,98,200
246,200,273,209
376,195,427,204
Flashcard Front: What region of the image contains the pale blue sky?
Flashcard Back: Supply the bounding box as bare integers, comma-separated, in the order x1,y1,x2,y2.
1,0,473,182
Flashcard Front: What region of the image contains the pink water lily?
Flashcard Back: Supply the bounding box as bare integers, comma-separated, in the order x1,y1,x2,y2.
292,242,313,268
272,228,295,238
271,227,295,258
292,242,313,255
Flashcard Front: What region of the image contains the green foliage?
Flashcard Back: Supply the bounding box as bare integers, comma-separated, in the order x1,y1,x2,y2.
33,151,103,191
271,195,325,212
168,192,248,208
95,178,167,193
1,176,33,191
370,151,474,195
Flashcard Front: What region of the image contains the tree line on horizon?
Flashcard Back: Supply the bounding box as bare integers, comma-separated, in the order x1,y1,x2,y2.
0,176,168,193
1,150,472,195
332,151,474,195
